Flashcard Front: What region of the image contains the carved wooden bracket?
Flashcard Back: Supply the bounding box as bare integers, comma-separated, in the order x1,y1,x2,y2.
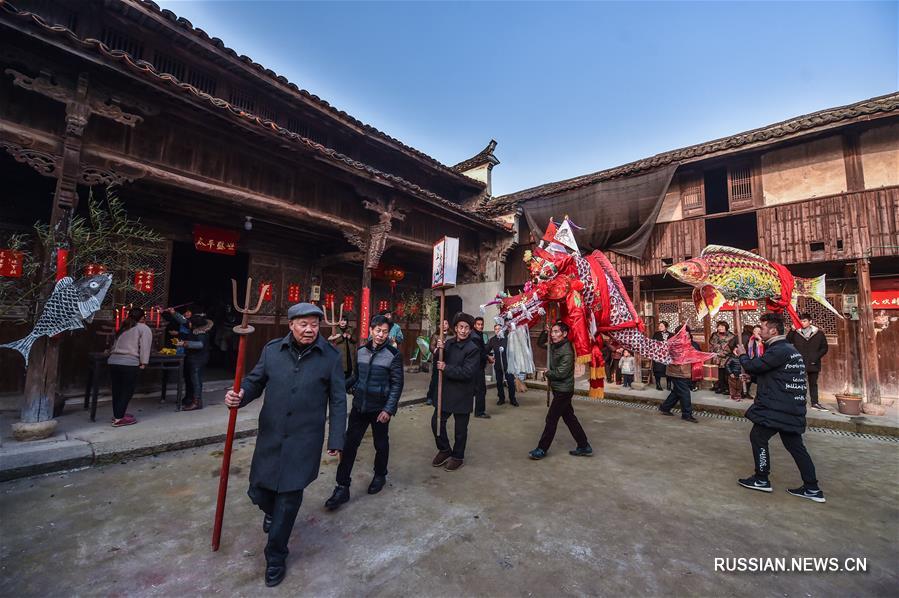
343,198,408,270
0,142,61,177
79,163,147,187
5,69,145,129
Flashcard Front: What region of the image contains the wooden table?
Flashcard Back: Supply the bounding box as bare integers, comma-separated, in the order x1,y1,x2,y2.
83,352,185,422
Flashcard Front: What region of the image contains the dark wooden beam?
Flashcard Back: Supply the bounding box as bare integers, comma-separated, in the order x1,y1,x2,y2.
856,258,881,404
842,131,865,192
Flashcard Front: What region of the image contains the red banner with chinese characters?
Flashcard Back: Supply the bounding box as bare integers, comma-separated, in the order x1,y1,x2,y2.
193,225,239,255
287,284,301,303
134,270,154,292
360,288,370,331
84,263,107,276
0,250,23,278
872,290,899,310
342,294,354,313
720,300,758,311
259,281,273,302
324,293,335,309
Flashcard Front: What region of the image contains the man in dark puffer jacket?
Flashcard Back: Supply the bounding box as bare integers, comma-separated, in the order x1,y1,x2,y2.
734,312,825,503
325,315,404,510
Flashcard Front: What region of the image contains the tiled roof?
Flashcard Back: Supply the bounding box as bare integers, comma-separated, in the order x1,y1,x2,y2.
452,139,499,173
483,91,899,216
123,0,484,189
0,1,506,231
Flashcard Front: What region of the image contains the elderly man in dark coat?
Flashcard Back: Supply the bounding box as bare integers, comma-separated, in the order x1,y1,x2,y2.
734,312,824,503
431,312,481,471
225,302,347,587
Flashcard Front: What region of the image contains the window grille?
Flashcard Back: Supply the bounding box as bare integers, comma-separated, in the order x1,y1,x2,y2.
730,164,752,201
153,52,186,80
228,88,256,113
186,69,217,95
100,28,143,59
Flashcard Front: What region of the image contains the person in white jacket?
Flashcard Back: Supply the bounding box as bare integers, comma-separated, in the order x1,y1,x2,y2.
107,308,152,426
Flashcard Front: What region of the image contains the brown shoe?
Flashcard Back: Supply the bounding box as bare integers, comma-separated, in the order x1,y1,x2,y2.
432,450,452,467
444,457,464,471
182,401,202,411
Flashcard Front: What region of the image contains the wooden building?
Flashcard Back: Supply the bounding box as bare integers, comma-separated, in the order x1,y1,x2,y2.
485,94,899,402
0,0,513,400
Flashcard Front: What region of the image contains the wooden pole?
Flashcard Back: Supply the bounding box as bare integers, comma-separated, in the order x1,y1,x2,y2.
734,303,746,395
856,258,881,405
436,289,446,415
545,306,552,407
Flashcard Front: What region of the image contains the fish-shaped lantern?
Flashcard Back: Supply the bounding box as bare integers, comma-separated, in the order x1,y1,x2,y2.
666,245,840,324
1,273,112,367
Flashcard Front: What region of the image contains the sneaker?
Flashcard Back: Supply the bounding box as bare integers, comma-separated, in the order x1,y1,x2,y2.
432,450,453,467
111,415,137,427
738,476,773,493
528,448,547,460
444,457,464,471
810,404,829,412
510,400,519,407
787,486,826,503
569,445,593,457
324,485,350,511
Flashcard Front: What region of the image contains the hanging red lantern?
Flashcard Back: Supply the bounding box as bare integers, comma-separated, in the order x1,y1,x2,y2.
342,294,354,313
382,266,405,292
324,293,335,309
0,250,23,278
287,284,301,303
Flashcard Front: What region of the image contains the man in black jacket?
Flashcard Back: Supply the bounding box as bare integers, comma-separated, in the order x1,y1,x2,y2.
734,312,825,503
224,303,346,587
786,312,829,412
432,312,482,471
488,323,518,406
472,316,491,418
325,314,404,511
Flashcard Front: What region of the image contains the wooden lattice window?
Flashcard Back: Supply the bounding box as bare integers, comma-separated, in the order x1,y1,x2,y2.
795,297,839,341
728,162,755,210
100,28,143,59
186,69,217,95
679,172,705,217
228,88,256,113
153,51,186,80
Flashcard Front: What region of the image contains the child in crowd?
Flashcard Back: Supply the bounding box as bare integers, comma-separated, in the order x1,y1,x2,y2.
725,353,744,402
619,349,636,388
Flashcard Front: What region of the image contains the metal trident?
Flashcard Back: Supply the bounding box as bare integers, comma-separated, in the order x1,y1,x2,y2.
212,277,269,552
323,301,344,337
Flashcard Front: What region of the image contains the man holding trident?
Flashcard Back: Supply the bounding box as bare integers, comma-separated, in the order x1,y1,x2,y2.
224,302,346,587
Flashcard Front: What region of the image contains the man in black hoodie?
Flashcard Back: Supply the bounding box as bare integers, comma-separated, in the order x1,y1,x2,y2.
734,312,825,503
325,315,404,510
786,312,829,411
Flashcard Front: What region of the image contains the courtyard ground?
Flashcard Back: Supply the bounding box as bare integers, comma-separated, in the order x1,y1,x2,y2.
1,396,896,597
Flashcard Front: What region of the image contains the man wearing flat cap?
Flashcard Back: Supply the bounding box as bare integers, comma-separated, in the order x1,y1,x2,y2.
432,312,482,471
225,302,346,587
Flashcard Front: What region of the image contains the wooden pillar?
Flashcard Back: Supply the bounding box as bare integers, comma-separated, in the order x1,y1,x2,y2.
856,258,881,404
21,74,91,423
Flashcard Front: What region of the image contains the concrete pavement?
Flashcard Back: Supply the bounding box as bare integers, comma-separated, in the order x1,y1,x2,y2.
1,398,896,596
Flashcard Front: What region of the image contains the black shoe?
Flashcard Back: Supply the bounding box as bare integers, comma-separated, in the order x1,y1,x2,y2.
496,399,506,405
475,413,491,419
659,408,674,416
655,383,662,390
510,400,519,407
738,475,773,493
528,448,547,460
262,514,272,534
425,399,434,406
569,445,593,457
324,485,350,511
265,563,286,587
682,416,698,423
787,485,826,503
368,475,386,495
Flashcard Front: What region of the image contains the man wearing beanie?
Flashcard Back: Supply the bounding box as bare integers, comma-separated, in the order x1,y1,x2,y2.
431,312,481,471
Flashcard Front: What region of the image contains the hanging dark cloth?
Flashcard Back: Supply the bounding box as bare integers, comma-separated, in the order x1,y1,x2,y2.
523,163,679,259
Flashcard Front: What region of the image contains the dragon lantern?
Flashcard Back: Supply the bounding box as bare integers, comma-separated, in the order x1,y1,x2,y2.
488,218,714,398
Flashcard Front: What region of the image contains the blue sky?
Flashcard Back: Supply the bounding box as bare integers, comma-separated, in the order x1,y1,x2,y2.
156,1,897,196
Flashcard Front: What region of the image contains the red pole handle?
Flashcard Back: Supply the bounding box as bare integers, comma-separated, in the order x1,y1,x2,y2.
211,334,248,551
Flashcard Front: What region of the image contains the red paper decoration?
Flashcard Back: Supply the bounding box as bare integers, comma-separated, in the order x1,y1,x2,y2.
288,284,301,303
193,225,239,255
324,293,335,309
259,281,273,301
342,295,354,313
377,299,389,312
0,250,23,278
134,270,154,292
84,263,107,276
395,301,406,317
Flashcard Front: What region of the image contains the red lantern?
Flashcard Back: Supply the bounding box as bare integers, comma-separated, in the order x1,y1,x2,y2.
259,281,273,301
287,284,301,303
324,293,335,309
0,250,23,278
84,263,107,276
342,295,354,313
134,270,154,292
383,266,405,292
